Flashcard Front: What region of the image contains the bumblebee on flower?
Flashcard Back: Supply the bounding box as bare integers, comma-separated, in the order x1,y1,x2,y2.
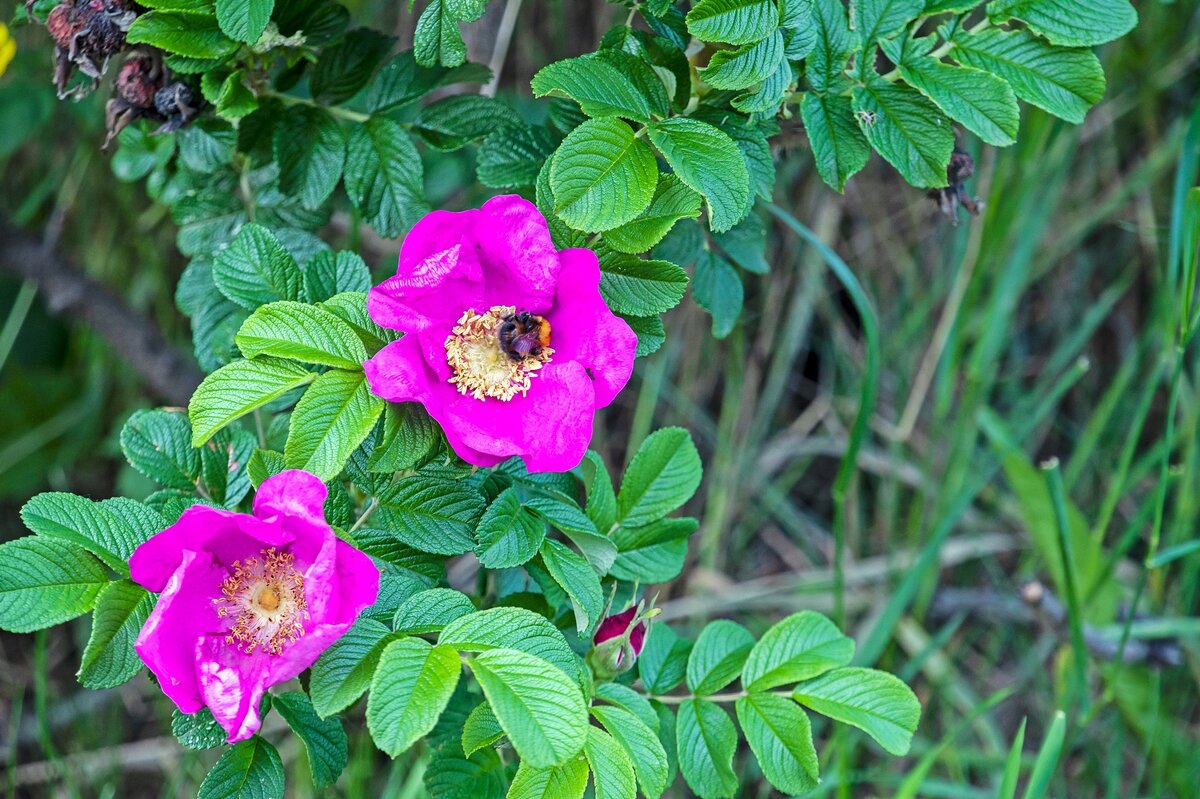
363,195,637,473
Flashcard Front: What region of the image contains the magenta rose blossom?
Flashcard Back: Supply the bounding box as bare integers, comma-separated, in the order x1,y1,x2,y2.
363,195,638,472
129,470,379,741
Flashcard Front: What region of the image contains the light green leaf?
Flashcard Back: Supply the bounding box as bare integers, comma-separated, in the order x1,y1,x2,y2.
686,0,780,45
78,580,152,689
648,118,749,233
581,450,618,532
604,175,702,254
119,409,200,491
235,301,368,369
197,736,285,799
367,637,462,756
284,370,383,480
949,27,1105,124
699,31,785,90
462,702,505,757
742,610,855,691
393,588,476,634
735,693,819,795
212,224,303,310
414,0,483,67
598,257,690,317
638,622,693,695
216,0,273,44
852,76,954,188
686,619,755,696
855,0,924,46
792,667,922,755
274,106,347,210
591,704,670,799
127,11,238,59
506,757,590,799
550,118,658,232
345,118,429,238
20,493,143,571
801,92,869,193
609,517,697,583
533,56,654,122
594,682,660,733
302,251,372,303
539,539,604,633
692,252,744,339
617,427,703,527
369,403,442,472
900,58,1020,146
310,617,393,718
475,488,546,568
272,692,348,788
676,699,738,799
375,477,486,555
585,726,637,799
467,648,589,768
189,357,316,447
808,0,853,92
987,0,1136,47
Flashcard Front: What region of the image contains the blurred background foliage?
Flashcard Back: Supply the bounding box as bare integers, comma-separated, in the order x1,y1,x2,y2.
2,0,1200,796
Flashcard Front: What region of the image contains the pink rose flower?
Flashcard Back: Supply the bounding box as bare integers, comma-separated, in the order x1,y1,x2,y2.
129,470,380,742
363,195,638,473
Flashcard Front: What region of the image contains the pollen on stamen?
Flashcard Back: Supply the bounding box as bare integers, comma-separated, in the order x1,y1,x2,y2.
445,305,554,401
213,547,309,656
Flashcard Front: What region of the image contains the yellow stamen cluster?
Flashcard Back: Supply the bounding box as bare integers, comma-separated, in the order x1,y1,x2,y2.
214,547,308,656
445,305,554,401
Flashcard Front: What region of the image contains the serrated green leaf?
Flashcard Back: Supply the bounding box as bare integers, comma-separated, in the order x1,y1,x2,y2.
374,476,486,555
215,0,273,44
368,403,442,472
638,622,693,695
212,224,303,310
686,0,779,45
478,124,557,189
609,517,697,582
533,55,656,122
78,579,152,689
590,704,670,799
440,607,588,693
538,539,604,633
585,726,638,799
235,301,368,369
581,450,618,532
367,637,462,756
604,175,702,254
793,667,921,755
855,0,924,46
303,251,371,303
345,118,429,238
594,682,659,733
852,76,954,188
311,28,395,104
414,0,468,67
713,212,768,274
676,699,738,799
699,31,784,90
648,118,749,233
310,617,393,718
412,94,520,151
735,693,819,794
20,493,144,571
284,370,384,481
987,0,1136,47
272,692,348,788
393,588,476,634
808,0,853,92
127,11,238,59
190,357,315,447
467,648,588,768
781,0,817,58
0,538,107,633
462,702,505,756
197,736,284,799
598,256,690,317
625,314,667,358
172,707,226,750
617,427,702,528
368,50,492,113
475,487,547,568
800,92,870,192
274,106,346,210
120,408,201,491
687,619,755,696
692,252,744,339
900,58,1020,146
731,57,792,115
425,748,509,799
949,27,1105,124
742,610,855,691
323,291,400,352
215,70,258,120
507,757,590,799
551,118,658,232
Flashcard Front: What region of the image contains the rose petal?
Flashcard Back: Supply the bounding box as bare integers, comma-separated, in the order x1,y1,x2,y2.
475,195,562,312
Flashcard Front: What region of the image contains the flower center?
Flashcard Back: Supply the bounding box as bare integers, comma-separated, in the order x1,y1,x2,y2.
445,305,554,401
214,547,308,656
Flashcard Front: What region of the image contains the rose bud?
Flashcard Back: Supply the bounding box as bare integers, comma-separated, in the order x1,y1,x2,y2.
588,604,656,680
